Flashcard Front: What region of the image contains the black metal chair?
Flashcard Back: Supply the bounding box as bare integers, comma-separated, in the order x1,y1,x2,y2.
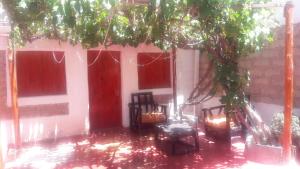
129,92,167,132
202,105,231,141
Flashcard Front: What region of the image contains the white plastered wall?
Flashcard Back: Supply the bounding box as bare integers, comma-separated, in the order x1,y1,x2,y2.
0,34,199,162
2,40,90,145
0,34,9,161
176,49,200,115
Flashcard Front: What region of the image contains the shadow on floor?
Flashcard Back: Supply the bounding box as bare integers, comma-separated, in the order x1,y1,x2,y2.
5,128,248,169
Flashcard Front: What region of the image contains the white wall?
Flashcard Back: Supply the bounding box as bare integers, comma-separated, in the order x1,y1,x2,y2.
117,44,173,127
176,49,196,108
176,49,203,115
0,35,199,153
0,34,9,161
1,40,172,143
2,40,90,145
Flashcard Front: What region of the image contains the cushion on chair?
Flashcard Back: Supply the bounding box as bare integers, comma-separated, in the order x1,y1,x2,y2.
141,112,166,123
205,113,227,129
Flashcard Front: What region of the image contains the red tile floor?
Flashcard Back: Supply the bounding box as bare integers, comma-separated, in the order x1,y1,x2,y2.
3,128,299,169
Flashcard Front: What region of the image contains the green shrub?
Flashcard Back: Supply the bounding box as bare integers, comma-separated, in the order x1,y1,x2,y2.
270,112,300,143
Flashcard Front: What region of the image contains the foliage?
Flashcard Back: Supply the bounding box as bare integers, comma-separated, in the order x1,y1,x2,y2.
270,112,300,141
189,0,277,112
1,0,278,112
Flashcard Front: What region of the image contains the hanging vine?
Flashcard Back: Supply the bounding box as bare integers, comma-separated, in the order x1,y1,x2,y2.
1,0,278,112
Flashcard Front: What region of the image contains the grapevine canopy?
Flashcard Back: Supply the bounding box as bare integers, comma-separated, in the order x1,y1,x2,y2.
1,0,278,110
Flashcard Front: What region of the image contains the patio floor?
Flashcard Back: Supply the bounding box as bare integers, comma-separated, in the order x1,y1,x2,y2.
3,128,299,169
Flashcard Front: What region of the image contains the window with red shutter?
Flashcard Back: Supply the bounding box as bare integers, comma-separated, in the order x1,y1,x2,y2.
16,51,67,97
137,52,171,89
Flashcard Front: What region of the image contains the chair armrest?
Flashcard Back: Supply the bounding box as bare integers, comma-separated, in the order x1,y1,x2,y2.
202,105,226,118
129,103,142,124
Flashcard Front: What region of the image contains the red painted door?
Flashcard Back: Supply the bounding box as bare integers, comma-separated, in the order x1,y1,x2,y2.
88,50,122,131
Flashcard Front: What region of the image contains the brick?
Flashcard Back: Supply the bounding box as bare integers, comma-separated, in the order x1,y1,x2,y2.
263,67,281,76
250,73,264,80
253,59,271,67
254,78,270,85
248,94,260,102
256,96,274,104
294,38,300,48
270,75,284,85
295,100,300,108
294,23,300,38
248,52,262,58
265,48,283,58
273,98,284,105
295,81,300,89
295,84,300,91
250,68,266,77
270,58,284,67
263,88,276,97
267,34,285,48
274,26,285,40
249,86,261,95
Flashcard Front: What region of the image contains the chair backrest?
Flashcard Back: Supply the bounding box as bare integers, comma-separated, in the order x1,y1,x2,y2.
131,92,155,112
202,105,226,119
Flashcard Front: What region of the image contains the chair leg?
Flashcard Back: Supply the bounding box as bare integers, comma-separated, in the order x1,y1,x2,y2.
172,142,176,155
138,124,142,135
193,131,199,152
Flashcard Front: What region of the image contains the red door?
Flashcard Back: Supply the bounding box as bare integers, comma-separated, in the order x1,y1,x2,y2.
88,50,122,131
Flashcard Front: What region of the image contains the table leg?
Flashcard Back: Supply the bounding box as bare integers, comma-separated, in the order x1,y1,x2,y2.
155,130,159,142
172,141,176,155
194,131,200,151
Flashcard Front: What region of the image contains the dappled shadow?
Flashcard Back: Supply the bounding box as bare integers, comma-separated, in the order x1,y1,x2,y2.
5,128,249,169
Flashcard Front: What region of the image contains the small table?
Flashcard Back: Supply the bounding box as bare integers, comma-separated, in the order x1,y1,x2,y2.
155,122,199,154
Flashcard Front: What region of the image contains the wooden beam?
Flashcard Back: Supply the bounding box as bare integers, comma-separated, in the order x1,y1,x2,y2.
0,129,4,169
247,2,284,8
0,157,3,169
0,126,3,169
172,47,178,118
8,48,21,147
282,1,294,163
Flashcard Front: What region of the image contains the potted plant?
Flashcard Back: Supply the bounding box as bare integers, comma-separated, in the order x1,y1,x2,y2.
244,110,300,164
270,112,300,159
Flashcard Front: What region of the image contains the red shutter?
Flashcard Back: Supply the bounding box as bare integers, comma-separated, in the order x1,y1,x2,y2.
137,52,171,89
16,51,67,97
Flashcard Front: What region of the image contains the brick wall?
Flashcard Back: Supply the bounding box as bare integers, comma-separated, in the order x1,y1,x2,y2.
239,23,300,107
